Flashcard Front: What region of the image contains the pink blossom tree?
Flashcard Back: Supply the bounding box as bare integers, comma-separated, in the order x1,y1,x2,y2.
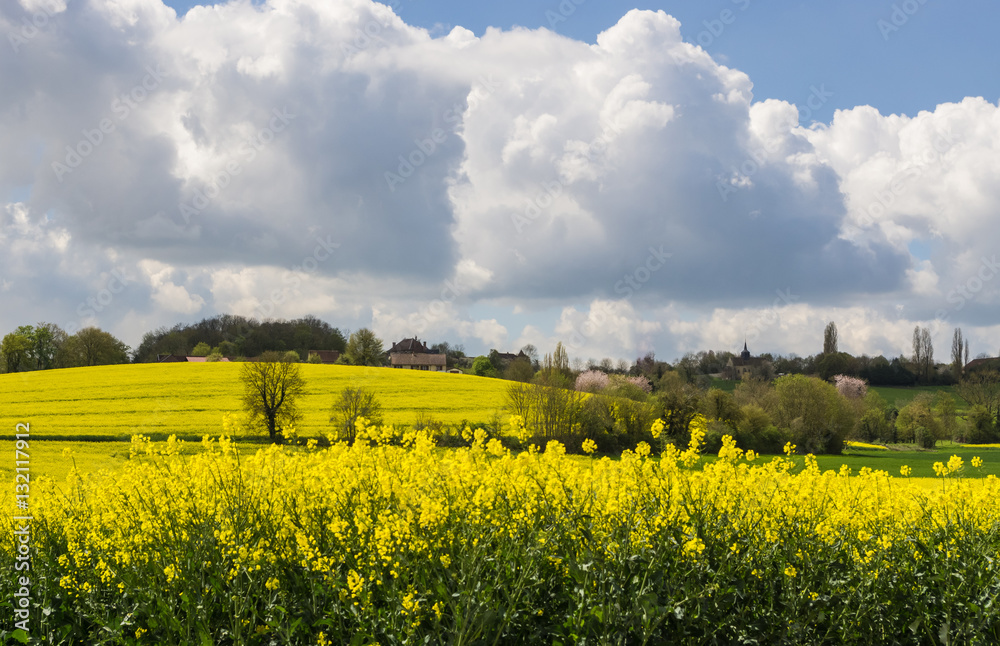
575,370,610,393
833,374,868,400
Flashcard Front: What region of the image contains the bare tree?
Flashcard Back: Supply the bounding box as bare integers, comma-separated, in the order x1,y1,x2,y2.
912,326,934,383
952,328,965,376
330,386,383,443
957,370,1000,430
240,351,306,443
922,327,934,382
823,321,838,355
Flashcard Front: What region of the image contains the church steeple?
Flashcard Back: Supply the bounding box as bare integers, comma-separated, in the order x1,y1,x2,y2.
740,341,751,361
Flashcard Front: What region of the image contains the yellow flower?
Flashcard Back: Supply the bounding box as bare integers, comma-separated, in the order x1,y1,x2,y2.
972,456,983,469
900,465,912,477
784,566,797,578
582,438,598,455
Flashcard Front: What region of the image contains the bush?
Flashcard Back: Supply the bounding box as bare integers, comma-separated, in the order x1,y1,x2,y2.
774,375,854,454
896,394,943,446
473,356,498,378
307,352,322,364
576,370,610,393
330,386,383,443
964,405,1000,444
191,342,212,357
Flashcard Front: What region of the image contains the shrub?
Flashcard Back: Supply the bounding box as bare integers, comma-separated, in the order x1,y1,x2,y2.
774,375,854,454
964,405,1000,444
330,386,383,443
896,394,943,446
575,370,610,393
833,374,868,400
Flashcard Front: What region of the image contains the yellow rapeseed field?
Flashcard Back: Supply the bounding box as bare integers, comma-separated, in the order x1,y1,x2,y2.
5,420,999,644
0,363,508,439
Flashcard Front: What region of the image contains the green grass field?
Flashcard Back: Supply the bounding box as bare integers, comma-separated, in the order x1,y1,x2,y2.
870,384,965,412
0,363,509,441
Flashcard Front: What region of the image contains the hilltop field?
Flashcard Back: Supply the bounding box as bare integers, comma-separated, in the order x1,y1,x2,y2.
0,362,508,441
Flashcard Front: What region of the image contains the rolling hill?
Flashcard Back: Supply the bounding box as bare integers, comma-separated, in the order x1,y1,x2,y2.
1,362,510,440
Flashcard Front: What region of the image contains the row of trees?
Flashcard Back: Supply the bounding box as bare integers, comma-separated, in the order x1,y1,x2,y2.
134,314,347,363
1,324,129,372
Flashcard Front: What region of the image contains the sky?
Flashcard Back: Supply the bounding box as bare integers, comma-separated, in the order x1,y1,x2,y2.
1,0,999,365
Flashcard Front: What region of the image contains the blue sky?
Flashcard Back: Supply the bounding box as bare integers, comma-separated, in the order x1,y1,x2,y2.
2,0,1000,363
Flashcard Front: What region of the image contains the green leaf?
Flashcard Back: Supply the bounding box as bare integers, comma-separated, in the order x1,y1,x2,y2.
11,630,29,644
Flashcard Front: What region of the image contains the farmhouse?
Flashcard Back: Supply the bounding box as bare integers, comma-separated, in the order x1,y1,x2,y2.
156,354,230,362
965,357,1000,374
307,350,341,364
724,342,767,380
388,337,447,371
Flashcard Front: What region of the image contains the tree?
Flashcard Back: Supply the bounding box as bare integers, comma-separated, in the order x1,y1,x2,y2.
57,327,130,367
911,326,934,384
344,328,384,366
774,374,855,454
191,342,212,357
504,357,535,382
1,330,33,373
472,356,498,378
330,386,383,443
956,370,1000,430
520,344,539,367
240,351,306,443
823,321,838,355
952,328,965,377
31,322,67,370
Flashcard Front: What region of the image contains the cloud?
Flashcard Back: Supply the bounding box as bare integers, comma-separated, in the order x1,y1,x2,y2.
0,1,998,362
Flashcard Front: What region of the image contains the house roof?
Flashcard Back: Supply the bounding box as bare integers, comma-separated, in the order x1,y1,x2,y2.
965,357,1000,373
388,338,432,354
390,352,447,367
730,357,766,367
157,354,230,362
494,350,528,362
308,350,341,363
